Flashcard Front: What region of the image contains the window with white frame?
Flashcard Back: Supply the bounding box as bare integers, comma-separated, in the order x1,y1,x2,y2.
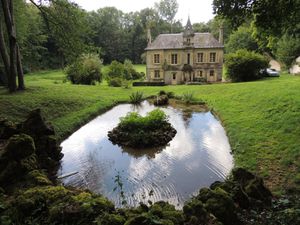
197,53,204,63
171,54,178,64
154,54,160,64
210,52,216,62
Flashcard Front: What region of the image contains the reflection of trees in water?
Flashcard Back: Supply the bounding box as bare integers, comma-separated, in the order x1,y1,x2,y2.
121,145,168,159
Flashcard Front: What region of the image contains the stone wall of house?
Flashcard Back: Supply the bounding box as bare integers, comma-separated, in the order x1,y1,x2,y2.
146,48,223,84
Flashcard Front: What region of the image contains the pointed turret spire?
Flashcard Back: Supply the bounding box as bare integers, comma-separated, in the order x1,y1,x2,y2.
183,16,194,37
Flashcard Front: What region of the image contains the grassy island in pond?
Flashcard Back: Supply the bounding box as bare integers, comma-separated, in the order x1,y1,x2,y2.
108,109,176,147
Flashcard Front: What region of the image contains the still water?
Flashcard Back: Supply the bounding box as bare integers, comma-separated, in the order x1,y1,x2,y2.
58,101,233,208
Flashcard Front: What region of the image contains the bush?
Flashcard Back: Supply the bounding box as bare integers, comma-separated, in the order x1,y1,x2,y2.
108,109,176,147
107,61,125,79
107,60,142,80
65,53,103,85
225,50,268,82
129,91,144,104
107,77,123,87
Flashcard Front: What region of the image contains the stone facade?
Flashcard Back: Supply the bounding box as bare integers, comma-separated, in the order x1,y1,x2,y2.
145,19,224,84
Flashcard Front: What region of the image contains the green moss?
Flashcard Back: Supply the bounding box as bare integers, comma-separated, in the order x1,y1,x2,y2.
26,170,52,185
9,186,115,224
95,213,126,225
4,134,35,160
183,198,208,223
0,119,18,139
203,188,238,225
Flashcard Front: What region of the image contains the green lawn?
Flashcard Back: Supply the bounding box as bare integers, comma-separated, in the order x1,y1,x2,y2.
0,69,299,194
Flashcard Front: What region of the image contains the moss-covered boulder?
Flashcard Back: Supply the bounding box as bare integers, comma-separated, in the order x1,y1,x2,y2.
0,119,18,139
232,168,272,206
7,186,115,225
3,134,35,160
154,95,169,106
0,134,39,187
21,109,55,137
197,188,240,225
18,109,63,171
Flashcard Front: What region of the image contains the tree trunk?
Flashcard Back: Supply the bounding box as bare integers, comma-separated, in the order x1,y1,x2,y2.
16,44,24,90
0,19,9,85
1,0,23,92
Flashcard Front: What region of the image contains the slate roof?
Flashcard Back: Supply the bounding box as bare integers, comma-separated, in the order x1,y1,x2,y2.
145,33,223,50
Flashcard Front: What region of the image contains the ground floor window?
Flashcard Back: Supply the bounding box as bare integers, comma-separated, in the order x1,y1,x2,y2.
209,70,215,76
154,70,160,78
198,70,203,77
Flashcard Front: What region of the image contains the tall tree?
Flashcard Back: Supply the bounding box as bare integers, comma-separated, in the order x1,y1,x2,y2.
155,0,178,32
0,0,25,92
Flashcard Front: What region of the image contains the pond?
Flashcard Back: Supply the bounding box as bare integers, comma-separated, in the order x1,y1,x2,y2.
58,101,233,208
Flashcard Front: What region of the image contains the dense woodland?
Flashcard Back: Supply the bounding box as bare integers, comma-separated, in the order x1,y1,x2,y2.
0,0,299,91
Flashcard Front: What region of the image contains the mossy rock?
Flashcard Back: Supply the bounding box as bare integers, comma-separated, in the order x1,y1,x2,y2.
35,135,63,161
197,188,240,225
245,178,272,205
21,109,55,137
232,168,272,206
0,119,18,139
4,134,35,160
154,95,169,106
183,198,208,224
11,186,115,224
95,213,126,225
26,170,52,186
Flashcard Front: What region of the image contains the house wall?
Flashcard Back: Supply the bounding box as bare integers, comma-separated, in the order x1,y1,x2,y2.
146,48,223,84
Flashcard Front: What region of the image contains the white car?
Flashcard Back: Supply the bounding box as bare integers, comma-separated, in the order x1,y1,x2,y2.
261,68,280,77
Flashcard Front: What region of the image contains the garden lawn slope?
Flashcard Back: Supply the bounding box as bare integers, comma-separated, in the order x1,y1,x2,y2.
0,69,299,193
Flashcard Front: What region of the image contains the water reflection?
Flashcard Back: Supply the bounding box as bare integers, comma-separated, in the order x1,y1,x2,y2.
58,101,233,208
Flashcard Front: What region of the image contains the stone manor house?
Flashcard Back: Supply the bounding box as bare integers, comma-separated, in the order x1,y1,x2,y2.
145,18,224,84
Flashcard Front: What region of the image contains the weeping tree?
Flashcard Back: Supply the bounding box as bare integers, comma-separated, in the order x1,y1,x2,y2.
0,0,24,92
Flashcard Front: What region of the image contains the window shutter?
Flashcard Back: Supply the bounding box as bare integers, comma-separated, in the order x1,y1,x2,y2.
168,54,171,64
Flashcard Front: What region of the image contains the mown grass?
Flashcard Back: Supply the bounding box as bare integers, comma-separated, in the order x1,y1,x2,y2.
0,68,299,194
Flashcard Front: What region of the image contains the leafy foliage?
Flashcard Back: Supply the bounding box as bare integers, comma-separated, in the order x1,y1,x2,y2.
129,91,144,104
107,60,144,81
275,34,300,69
225,49,268,82
225,26,258,53
108,109,176,147
119,109,168,131
65,53,103,85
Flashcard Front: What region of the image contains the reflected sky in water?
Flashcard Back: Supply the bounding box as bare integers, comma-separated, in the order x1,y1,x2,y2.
58,101,233,208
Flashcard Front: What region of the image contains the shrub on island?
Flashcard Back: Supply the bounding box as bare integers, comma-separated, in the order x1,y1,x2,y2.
108,109,176,148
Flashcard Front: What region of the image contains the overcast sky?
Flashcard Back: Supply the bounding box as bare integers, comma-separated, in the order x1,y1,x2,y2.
73,0,215,23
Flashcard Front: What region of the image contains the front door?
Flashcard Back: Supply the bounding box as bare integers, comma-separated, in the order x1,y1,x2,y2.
171,72,177,85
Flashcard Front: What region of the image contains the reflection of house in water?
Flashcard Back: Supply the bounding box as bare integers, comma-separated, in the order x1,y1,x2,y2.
145,18,224,84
